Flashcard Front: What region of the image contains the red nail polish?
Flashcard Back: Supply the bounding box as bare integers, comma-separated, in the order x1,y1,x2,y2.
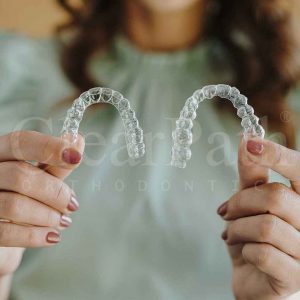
221,230,228,241
62,148,81,164
46,232,61,244
60,215,72,227
247,140,264,155
67,195,79,212
217,201,228,217
38,163,48,170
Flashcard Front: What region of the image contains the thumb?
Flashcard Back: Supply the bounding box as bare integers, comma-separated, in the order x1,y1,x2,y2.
238,134,269,190
227,135,269,265
38,133,85,180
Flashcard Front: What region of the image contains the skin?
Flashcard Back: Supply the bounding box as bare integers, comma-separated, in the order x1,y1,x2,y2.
0,0,300,299
0,131,85,297
124,0,207,51
219,137,300,299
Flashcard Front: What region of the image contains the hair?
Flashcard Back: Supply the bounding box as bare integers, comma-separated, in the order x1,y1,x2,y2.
57,0,300,148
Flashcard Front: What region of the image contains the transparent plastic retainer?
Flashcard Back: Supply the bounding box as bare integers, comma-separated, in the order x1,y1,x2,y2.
61,87,145,159
171,84,265,168
61,85,264,167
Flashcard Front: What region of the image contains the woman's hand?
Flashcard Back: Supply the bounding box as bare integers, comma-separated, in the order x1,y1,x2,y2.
218,137,300,300
0,130,84,277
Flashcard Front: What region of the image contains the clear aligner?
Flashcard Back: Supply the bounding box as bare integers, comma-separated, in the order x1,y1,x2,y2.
61,87,145,159
171,84,265,168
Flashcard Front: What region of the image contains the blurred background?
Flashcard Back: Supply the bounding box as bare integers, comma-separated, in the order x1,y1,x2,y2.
0,0,73,37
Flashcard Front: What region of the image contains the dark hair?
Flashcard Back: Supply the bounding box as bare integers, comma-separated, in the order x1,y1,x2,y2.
57,0,300,148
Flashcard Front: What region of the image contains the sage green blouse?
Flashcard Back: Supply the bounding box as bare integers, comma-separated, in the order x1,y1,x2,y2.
0,31,300,300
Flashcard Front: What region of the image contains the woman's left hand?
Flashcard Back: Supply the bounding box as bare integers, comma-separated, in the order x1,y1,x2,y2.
218,137,300,300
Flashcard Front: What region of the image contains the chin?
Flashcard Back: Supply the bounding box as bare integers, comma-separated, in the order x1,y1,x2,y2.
133,0,203,13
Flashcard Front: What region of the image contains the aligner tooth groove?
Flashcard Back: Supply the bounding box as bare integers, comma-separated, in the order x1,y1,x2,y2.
61,87,145,159
171,84,265,168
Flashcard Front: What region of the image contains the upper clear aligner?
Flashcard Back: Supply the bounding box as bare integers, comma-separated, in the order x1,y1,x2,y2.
61,87,145,159
171,84,265,168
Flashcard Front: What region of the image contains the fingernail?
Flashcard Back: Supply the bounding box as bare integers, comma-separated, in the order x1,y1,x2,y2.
217,201,228,217
62,148,81,164
221,230,228,241
67,195,79,212
38,163,48,170
60,214,72,227
46,231,61,244
246,140,264,155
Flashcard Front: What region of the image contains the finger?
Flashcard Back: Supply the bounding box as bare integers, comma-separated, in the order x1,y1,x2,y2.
245,137,300,193
230,135,269,263
223,183,300,230
226,214,300,259
0,191,72,228
38,133,85,180
0,161,79,214
238,135,269,190
242,243,300,290
0,222,61,247
0,247,24,276
0,131,84,173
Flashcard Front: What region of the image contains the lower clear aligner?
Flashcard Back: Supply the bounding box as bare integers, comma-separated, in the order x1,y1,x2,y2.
61,87,145,159
171,84,265,169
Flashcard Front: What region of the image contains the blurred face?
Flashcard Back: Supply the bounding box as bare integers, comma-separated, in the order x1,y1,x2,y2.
131,0,204,13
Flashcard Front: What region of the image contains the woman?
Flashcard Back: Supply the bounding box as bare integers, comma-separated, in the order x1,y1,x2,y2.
1,0,300,299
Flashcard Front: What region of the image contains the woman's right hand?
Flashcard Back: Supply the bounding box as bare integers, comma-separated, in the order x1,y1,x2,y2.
0,130,85,276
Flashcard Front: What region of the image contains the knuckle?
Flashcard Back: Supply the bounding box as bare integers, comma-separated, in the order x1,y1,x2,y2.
259,215,278,241
5,196,22,218
9,161,36,191
8,131,33,160
10,163,27,189
8,130,25,150
27,228,39,246
266,183,287,212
